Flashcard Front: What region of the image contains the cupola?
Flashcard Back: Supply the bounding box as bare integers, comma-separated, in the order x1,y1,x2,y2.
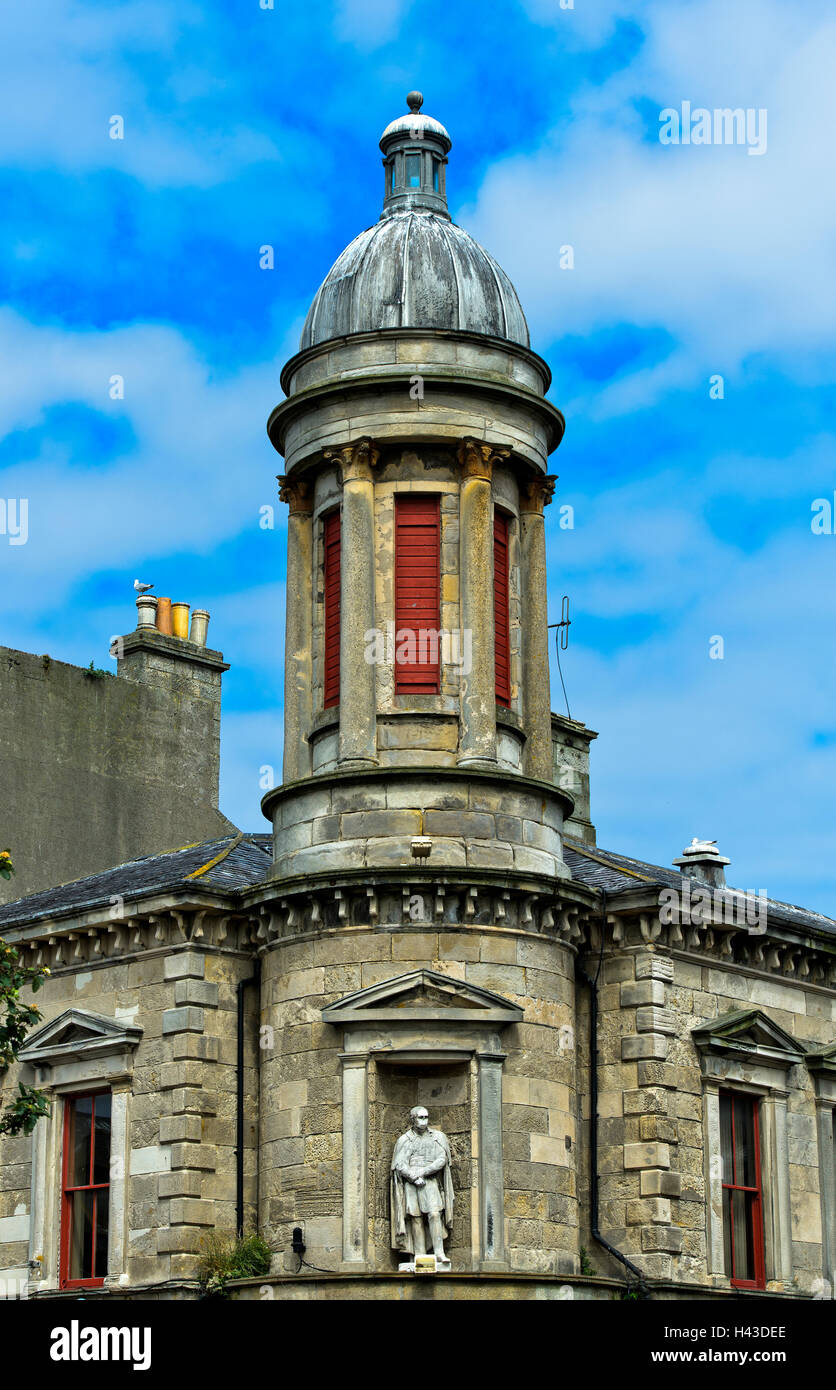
379,90,452,219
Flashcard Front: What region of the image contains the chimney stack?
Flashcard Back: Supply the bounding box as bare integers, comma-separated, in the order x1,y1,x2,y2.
672,838,730,888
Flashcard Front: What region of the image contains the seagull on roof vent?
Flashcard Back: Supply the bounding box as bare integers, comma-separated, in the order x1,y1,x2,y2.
672,837,730,887
133,579,154,594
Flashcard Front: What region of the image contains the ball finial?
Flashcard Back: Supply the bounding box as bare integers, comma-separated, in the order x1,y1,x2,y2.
406,90,423,113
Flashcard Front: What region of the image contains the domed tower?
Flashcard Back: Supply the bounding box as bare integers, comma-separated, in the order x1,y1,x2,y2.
261,95,587,1289
270,91,566,806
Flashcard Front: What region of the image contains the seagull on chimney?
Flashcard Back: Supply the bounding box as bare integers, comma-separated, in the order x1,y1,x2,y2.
134,579,154,594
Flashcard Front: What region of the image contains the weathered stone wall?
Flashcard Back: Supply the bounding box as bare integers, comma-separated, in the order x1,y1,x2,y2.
2,921,831,1299
551,714,597,846
259,922,579,1277
272,330,561,476
0,945,255,1292
269,770,569,881
593,945,835,1294
0,645,234,902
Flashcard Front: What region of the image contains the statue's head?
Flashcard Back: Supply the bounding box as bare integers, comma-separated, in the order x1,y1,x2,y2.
409,1105,430,1133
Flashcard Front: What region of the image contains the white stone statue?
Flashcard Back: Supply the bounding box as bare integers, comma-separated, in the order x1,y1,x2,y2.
390,1105,454,1266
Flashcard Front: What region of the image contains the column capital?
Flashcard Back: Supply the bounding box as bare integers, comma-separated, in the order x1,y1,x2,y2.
519,473,558,514
325,437,380,484
277,474,313,515
456,438,510,482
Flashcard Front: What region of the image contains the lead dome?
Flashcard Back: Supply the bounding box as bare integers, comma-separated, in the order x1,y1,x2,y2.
299,93,530,351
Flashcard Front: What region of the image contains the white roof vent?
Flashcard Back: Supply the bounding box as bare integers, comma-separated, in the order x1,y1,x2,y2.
672,837,730,888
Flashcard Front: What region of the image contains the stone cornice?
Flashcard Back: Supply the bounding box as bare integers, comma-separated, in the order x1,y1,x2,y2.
8,877,603,975
261,762,575,823
8,864,833,995
278,326,554,397
268,373,566,463
595,902,836,991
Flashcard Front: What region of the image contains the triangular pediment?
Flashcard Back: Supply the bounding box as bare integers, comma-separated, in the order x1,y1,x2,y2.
691,1009,803,1066
321,969,523,1026
806,1042,836,1075
18,1009,143,1066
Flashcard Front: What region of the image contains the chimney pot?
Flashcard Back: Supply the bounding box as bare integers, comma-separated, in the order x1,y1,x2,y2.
135,594,158,629
190,609,210,648
155,597,173,635
171,602,190,641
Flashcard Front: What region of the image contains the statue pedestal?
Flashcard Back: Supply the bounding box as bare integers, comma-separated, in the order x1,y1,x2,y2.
398,1256,451,1275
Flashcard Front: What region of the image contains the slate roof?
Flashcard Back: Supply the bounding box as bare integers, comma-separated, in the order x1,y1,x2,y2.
0,834,272,930
564,838,836,936
1,830,833,941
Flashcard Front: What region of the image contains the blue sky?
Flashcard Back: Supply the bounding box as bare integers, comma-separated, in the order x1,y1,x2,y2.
2,0,835,912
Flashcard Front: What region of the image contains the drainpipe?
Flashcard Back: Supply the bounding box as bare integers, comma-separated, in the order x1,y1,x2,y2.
576,891,649,1298
236,960,261,1238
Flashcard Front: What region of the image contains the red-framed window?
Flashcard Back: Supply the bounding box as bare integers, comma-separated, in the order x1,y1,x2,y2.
394,494,440,695
719,1091,765,1289
60,1091,112,1288
493,509,511,707
323,508,341,709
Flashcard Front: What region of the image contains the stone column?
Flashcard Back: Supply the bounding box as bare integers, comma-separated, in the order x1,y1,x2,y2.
478,1052,507,1268
520,474,557,782
31,1084,64,1291
703,1084,726,1275
326,439,379,769
339,1053,368,1267
456,440,506,768
761,1092,793,1283
105,1082,131,1289
278,475,313,783
815,1100,836,1286
27,1087,53,1287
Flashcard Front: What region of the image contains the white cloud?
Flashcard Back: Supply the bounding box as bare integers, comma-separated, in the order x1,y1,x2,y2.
0,0,300,186
0,310,283,619
461,1,836,410
547,436,836,914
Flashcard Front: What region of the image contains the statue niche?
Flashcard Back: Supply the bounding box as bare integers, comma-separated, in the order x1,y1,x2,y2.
390,1104,454,1269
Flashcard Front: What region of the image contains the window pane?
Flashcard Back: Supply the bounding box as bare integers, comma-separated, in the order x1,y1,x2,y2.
734,1097,757,1187
719,1094,733,1185
69,1190,95,1280
731,1189,755,1281
94,1192,109,1280
93,1094,112,1186
432,159,440,192
405,154,421,188
68,1096,92,1186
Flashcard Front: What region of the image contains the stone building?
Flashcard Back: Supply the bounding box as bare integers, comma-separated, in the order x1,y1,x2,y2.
0,95,834,1302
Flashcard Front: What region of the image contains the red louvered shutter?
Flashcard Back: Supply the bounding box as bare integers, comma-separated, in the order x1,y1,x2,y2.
395,495,440,695
323,509,341,708
494,510,511,707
